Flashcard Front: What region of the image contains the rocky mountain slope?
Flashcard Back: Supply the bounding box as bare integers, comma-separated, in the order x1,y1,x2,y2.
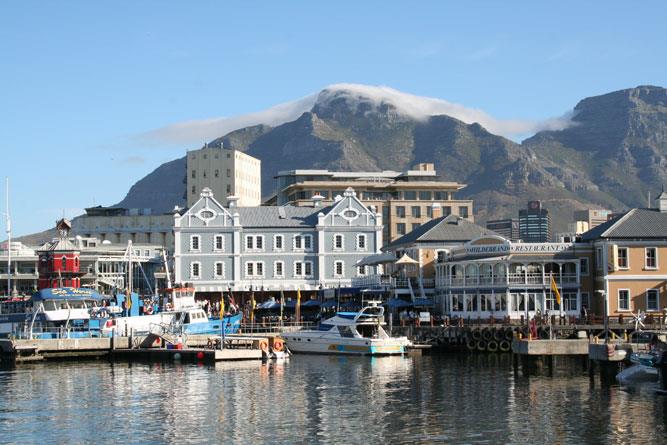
115,85,667,234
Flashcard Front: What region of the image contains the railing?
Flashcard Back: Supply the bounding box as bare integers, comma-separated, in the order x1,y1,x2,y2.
440,273,580,288
240,321,315,334
351,275,392,288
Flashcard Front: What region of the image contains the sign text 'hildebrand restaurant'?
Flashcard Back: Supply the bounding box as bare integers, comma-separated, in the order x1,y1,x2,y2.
460,243,572,256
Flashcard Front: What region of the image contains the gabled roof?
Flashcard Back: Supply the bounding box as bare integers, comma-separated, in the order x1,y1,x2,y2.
233,205,332,228
580,208,667,240
383,215,500,250
38,237,79,252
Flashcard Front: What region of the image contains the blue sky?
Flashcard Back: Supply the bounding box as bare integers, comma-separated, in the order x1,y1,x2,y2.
1,1,666,236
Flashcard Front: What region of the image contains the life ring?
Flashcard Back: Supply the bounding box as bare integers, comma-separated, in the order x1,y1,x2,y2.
273,339,284,352
145,306,154,315
499,340,511,352
259,339,269,353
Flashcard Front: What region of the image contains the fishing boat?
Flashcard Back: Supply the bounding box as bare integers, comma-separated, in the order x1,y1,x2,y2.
0,287,107,339
283,301,411,356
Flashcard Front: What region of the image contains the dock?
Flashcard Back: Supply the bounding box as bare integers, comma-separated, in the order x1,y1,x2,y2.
0,334,274,364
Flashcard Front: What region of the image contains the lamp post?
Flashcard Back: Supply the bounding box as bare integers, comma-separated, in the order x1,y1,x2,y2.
596,289,608,343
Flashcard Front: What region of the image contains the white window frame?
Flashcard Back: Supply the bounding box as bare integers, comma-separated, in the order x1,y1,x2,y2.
618,288,630,312
273,235,284,252
356,234,367,251
190,235,201,252
294,235,303,250
646,289,659,311
617,247,629,270
294,261,314,278
213,234,225,252
333,233,344,251
190,261,201,280
293,234,313,252
245,235,265,252
214,261,225,279
580,257,589,276
274,261,284,278
304,235,313,250
334,260,345,278
645,247,658,270
245,261,265,278
357,265,367,276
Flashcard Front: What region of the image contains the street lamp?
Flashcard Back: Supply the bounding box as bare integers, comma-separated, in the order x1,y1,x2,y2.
596,289,607,343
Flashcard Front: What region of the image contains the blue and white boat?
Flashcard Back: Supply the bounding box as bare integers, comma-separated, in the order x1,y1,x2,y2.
284,301,411,356
0,287,106,339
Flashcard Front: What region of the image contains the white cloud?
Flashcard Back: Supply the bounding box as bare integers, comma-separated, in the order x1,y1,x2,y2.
140,83,573,145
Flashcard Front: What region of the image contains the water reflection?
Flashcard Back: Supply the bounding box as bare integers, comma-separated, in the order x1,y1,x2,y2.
0,355,665,444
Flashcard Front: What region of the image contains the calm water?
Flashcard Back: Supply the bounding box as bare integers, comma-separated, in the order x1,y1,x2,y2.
1,354,666,444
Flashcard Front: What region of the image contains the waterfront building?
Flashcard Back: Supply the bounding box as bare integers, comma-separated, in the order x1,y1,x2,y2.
37,219,83,289
173,187,382,298
519,200,551,242
355,210,496,299
187,143,261,208
72,207,175,251
271,163,473,244
434,236,593,319
580,193,667,316
485,218,520,241
0,242,38,296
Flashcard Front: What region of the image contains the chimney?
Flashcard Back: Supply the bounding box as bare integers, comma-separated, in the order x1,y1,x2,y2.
227,195,240,208
312,194,325,207
431,202,442,219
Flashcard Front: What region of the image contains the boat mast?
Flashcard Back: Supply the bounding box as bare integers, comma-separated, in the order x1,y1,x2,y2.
5,177,11,297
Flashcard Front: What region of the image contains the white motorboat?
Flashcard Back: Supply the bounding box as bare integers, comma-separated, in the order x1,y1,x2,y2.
616,351,659,384
284,301,411,356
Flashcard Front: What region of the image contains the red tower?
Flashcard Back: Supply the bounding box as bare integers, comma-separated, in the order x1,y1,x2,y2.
37,219,84,289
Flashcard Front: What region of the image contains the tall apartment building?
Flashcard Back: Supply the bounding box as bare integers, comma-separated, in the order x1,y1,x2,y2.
519,201,551,242
187,143,261,208
271,164,473,245
485,218,520,241
573,209,611,230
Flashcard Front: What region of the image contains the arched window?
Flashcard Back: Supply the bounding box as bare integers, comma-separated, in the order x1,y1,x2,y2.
61,256,67,270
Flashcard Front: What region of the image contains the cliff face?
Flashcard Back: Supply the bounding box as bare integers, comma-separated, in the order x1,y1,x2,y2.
116,85,667,233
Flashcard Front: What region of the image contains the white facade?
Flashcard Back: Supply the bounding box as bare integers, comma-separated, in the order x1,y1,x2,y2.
187,144,261,208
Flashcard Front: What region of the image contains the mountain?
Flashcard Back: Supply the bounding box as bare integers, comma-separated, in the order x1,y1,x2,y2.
114,85,667,234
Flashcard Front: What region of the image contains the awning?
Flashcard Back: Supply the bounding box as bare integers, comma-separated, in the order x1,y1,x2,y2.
395,254,419,265
385,298,412,308
413,298,434,307
258,300,278,309
357,252,397,266
302,299,321,307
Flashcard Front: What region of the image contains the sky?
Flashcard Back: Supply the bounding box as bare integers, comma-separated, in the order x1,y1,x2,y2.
1,1,666,237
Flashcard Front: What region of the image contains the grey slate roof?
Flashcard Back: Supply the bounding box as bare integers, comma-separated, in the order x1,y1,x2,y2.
233,205,331,228
580,208,667,240
384,215,501,250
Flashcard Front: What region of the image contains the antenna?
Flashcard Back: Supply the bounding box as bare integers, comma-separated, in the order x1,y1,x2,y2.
5,177,11,296
648,191,651,208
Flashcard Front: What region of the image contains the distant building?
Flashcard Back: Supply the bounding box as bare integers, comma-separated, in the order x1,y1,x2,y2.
519,201,551,242
485,219,519,241
187,143,261,208
573,209,611,230
271,164,473,245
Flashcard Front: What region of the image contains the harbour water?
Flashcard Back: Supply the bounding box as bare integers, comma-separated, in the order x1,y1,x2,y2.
1,354,666,444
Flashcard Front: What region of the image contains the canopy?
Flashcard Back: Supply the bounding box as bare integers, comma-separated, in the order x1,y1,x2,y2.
395,254,419,265
33,287,104,301
385,298,412,308
320,300,338,308
357,252,397,266
258,300,279,309
302,299,321,307
413,298,434,307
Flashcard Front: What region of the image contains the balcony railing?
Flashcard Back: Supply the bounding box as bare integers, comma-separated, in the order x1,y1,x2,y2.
440,273,579,288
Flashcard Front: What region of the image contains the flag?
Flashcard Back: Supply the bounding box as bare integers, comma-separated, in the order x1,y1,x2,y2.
250,291,256,323
550,275,561,306
220,293,225,317
126,291,132,310
296,288,302,323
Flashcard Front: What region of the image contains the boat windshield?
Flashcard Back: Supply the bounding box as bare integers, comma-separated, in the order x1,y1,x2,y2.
356,324,388,339
337,326,356,338
43,300,58,311
68,300,86,309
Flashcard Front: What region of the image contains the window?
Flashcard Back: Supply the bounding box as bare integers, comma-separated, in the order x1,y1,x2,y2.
214,235,224,251
357,265,367,276
214,169,219,178
443,206,451,216
581,292,590,311
419,191,432,200
411,206,421,218
617,247,629,269
203,170,207,178
426,206,432,218
190,262,201,279
245,235,264,251
596,248,602,270
294,235,313,250
412,223,421,231
396,223,406,235
333,234,344,250
191,185,196,194
580,258,589,276
274,261,284,278
191,170,196,179
647,289,659,311
226,169,231,178
226,184,231,193
294,261,313,278
459,206,469,218
61,256,67,269
334,261,344,277
274,235,284,251
190,235,201,251
356,234,367,250
645,247,658,269
214,262,225,278
396,206,406,218
245,261,264,278
404,191,416,200
434,191,447,200
618,289,630,311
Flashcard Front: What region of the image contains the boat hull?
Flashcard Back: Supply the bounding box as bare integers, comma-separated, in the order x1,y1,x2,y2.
284,333,408,356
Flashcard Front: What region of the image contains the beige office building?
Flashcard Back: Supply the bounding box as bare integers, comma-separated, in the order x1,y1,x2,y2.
187,143,261,208
271,163,474,244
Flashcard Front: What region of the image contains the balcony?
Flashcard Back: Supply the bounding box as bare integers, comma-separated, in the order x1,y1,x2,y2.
440,273,579,288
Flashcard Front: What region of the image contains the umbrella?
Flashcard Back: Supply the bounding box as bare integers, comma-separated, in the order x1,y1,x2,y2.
413,298,434,307
395,253,419,265
302,299,321,307
385,298,412,309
